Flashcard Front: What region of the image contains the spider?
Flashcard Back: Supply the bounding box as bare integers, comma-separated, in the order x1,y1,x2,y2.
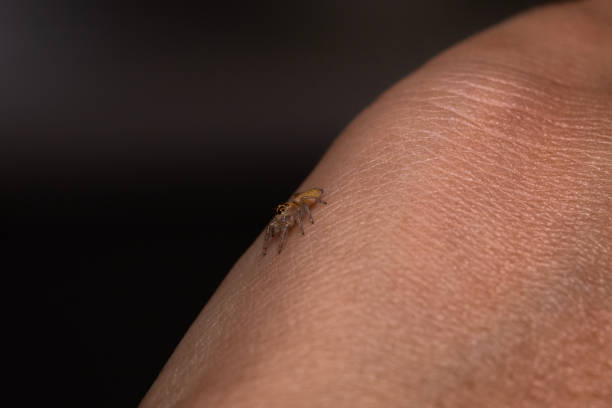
263,188,327,255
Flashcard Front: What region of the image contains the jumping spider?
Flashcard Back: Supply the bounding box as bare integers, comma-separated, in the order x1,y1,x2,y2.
263,188,327,255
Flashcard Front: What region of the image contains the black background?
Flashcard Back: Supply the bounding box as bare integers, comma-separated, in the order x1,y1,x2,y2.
4,1,550,406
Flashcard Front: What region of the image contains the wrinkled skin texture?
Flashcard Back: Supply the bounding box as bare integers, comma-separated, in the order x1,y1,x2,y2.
141,1,612,407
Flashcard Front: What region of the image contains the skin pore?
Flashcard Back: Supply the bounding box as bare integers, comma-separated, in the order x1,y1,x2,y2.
141,1,612,407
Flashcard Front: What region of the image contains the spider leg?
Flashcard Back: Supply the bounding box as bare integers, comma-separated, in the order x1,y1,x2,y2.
302,203,315,224
262,224,272,255
295,209,305,235
278,223,290,253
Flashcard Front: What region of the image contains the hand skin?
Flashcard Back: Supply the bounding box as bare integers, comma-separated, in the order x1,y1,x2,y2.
141,1,612,407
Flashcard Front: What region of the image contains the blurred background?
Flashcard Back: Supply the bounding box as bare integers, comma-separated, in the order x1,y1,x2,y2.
3,0,550,406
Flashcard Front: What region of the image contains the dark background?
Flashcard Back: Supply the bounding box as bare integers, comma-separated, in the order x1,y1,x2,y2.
4,1,550,406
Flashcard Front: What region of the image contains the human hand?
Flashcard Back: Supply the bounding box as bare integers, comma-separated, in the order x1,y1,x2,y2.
142,1,612,406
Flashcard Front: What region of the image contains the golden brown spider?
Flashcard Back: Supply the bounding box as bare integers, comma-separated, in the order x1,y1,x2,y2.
263,188,327,255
